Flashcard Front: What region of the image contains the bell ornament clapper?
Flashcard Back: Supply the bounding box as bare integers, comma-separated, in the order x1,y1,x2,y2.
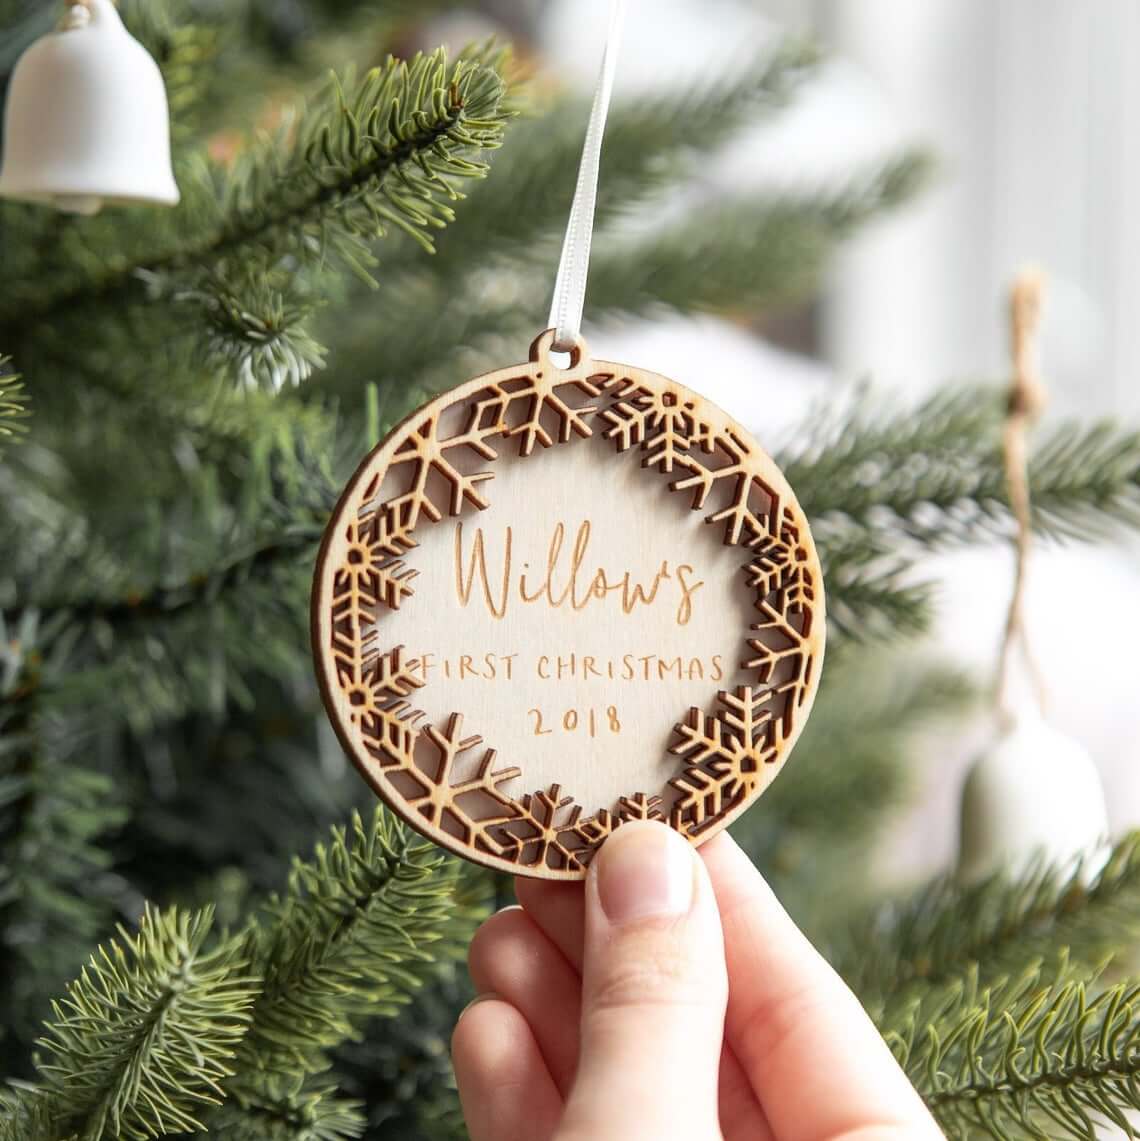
957,700,1110,885
0,0,179,214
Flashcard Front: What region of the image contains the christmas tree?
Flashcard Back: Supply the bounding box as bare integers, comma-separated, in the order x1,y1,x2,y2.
2,3,1140,1139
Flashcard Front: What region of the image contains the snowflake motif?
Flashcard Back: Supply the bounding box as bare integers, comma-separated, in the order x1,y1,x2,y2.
370,504,418,558
338,517,419,609
600,382,704,474
597,377,653,450
765,508,815,611
501,373,603,457
376,713,522,854
559,792,669,867
669,766,735,837
779,558,816,613
360,699,423,768
669,429,782,546
671,688,771,767
374,560,418,609
743,536,794,598
616,793,666,822
342,646,423,725
567,808,620,859
330,523,419,697
744,602,815,699
364,645,423,697
669,688,778,836
491,785,586,871
361,414,501,559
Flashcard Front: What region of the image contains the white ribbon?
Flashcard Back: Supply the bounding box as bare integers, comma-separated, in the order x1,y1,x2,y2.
547,0,626,350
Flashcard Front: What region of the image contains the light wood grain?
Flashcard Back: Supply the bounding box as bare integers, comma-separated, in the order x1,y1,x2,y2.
312,330,826,879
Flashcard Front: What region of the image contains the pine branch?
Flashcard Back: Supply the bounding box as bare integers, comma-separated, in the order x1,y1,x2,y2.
815,529,934,645
585,152,933,318
328,152,933,403
0,746,124,1042
763,659,974,844
0,49,512,386
842,834,1140,1016
896,965,1140,1140
780,386,1003,518
0,1091,55,1141
0,376,348,734
0,329,343,516
204,1076,365,1141
119,0,227,140
1029,420,1140,539
221,809,469,1104
0,396,346,731
0,360,27,450
206,49,509,271
780,388,1140,548
3,906,257,1141
0,525,322,733
6,525,322,632
0,615,127,1059
0,798,476,1140
414,38,820,272
333,974,471,1140
199,280,328,392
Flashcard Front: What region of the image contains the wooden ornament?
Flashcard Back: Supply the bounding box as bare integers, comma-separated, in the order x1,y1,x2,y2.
311,331,826,879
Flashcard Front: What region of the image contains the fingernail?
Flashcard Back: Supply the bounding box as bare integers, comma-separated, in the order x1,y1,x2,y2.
595,821,695,924
458,991,501,1021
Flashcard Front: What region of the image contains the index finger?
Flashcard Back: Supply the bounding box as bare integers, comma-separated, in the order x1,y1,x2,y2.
700,833,942,1140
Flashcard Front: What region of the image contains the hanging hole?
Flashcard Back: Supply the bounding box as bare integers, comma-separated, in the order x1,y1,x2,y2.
530,329,588,371
531,330,593,369
548,335,584,370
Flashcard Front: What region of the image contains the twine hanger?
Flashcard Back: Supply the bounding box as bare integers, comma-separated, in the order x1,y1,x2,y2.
996,268,1049,720
61,0,96,30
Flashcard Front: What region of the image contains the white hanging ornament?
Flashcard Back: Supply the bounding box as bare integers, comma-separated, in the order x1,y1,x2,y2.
958,704,1109,884
0,0,179,215
956,271,1109,884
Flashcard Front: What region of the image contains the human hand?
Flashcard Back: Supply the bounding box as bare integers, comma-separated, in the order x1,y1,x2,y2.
453,821,943,1140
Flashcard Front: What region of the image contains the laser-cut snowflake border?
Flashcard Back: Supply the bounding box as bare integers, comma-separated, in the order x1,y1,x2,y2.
319,332,823,876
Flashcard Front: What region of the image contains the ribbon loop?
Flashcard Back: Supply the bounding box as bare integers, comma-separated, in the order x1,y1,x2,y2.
547,0,626,350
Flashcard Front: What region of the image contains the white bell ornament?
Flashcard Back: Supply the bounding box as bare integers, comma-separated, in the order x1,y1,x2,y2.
957,705,1110,884
0,0,179,215
956,272,1111,886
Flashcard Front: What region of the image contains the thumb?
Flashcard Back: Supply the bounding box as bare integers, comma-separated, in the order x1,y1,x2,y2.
558,821,727,1141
